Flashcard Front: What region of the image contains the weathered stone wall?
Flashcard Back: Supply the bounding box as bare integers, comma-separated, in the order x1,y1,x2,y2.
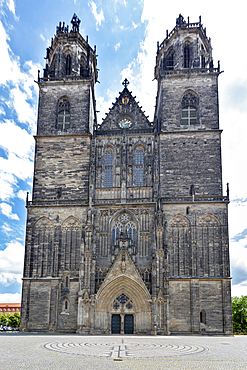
37,82,93,136
169,278,232,334
32,136,91,202
23,205,87,279
159,74,219,130
160,131,222,197
21,278,79,332
164,202,230,278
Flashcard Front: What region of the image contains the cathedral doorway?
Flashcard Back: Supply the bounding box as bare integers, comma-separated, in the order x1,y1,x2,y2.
111,314,121,334
124,314,134,334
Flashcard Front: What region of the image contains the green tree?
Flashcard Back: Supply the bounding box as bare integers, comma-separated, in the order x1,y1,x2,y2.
0,313,6,326
0,312,21,328
8,312,20,328
232,296,247,334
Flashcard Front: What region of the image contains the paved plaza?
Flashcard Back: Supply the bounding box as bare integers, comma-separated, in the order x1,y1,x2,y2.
0,334,247,369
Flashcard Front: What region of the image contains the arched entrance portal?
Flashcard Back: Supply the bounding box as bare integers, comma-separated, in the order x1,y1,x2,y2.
93,250,152,335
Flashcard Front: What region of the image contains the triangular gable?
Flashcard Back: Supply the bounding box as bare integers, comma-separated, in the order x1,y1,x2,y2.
97,80,153,132
96,248,150,299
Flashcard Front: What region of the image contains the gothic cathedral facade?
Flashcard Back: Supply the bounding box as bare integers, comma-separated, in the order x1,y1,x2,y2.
20,14,233,335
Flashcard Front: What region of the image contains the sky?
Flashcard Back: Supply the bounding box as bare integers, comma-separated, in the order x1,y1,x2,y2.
0,0,246,303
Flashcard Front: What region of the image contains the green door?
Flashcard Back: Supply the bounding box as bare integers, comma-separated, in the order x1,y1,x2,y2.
111,314,121,334
124,314,134,334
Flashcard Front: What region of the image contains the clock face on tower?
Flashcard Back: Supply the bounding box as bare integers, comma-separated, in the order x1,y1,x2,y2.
118,118,132,129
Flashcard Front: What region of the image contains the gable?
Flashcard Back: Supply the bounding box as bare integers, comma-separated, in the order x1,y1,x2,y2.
96,248,151,300
97,80,153,133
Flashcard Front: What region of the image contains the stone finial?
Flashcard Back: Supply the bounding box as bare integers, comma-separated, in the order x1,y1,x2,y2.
176,14,186,26
71,13,81,33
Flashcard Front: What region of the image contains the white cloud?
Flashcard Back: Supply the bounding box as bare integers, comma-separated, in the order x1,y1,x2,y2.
231,281,247,298
96,88,120,125
89,1,105,28
0,293,21,303
132,21,138,29
0,21,40,133
0,203,19,220
0,119,34,201
2,222,12,234
0,106,5,115
0,119,34,159
17,189,28,202
115,41,121,51
40,33,45,42
6,0,16,15
10,87,36,127
0,20,40,204
0,241,24,286
0,171,16,201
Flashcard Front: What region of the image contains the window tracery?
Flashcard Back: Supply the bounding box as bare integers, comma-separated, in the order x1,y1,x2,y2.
111,212,137,248
112,294,133,310
168,214,191,276
181,92,198,125
66,54,71,75
57,99,70,130
104,149,113,187
135,148,144,186
184,43,191,68
163,47,174,70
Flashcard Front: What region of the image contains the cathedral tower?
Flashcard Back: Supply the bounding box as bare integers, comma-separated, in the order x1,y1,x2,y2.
20,14,232,335
20,15,98,332
154,14,232,334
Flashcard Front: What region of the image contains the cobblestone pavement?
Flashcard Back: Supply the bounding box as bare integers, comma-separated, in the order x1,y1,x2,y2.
0,334,247,369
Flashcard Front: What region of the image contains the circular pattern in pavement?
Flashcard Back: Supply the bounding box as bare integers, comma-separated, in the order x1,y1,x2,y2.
43,337,208,359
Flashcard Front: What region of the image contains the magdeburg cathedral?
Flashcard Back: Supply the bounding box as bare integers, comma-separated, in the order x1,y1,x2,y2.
20,14,233,335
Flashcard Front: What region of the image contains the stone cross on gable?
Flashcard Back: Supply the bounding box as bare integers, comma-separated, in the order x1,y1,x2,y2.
122,78,129,89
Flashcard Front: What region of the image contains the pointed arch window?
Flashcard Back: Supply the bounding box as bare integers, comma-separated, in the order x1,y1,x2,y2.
181,92,198,125
66,54,71,75
104,149,113,187
58,99,70,130
49,54,56,78
164,48,174,70
184,43,191,68
111,213,137,247
135,149,144,186
201,55,206,68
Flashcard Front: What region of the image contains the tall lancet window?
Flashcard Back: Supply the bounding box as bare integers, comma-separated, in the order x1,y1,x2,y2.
135,149,144,186
104,149,113,187
164,47,174,70
57,99,70,130
184,43,190,68
66,54,71,75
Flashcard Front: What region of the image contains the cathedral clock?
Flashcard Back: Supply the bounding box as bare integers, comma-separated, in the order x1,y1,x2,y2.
118,118,132,129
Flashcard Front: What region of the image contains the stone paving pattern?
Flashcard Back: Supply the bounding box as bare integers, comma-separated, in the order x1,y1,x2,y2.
0,334,247,369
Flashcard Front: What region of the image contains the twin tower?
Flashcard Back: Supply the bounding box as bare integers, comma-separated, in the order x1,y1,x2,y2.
20,14,233,335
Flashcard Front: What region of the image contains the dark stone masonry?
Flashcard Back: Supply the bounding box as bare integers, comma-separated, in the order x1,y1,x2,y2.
20,13,233,335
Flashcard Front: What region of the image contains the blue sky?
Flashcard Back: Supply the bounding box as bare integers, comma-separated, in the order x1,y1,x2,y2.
0,0,247,302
